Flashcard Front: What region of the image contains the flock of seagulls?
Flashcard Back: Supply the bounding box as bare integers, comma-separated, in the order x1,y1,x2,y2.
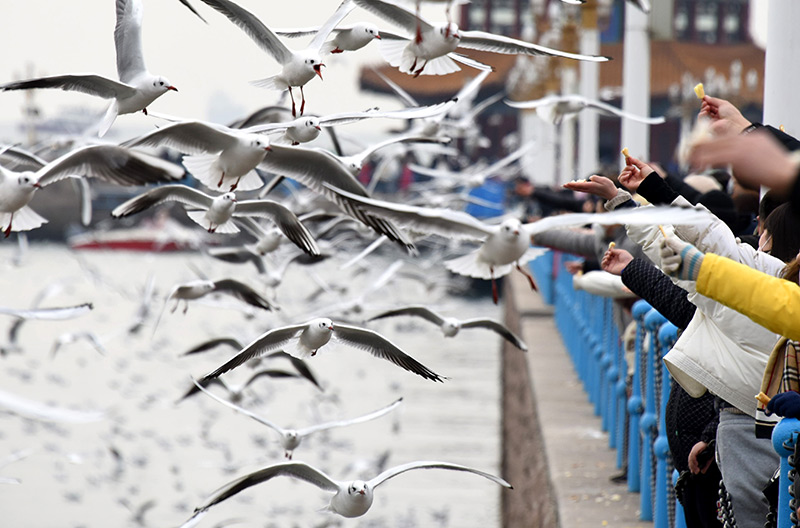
1,0,677,525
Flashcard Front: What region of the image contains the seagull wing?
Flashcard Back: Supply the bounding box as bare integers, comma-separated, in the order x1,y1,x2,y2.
368,305,446,326
0,74,137,100
112,184,213,218
503,94,563,110
460,319,528,351
348,135,451,168
121,121,239,154
274,26,324,38
322,183,493,240
115,0,147,83
369,66,419,107
318,100,457,128
0,145,47,172
207,247,266,274
197,0,293,64
522,205,713,236
332,323,444,382
35,145,185,188
258,145,413,249
308,1,357,53
201,324,308,380
193,462,339,513
0,303,93,321
264,351,323,391
182,337,244,356
191,378,286,433
211,279,275,311
582,97,666,124
368,461,513,489
458,30,610,62
297,397,402,436
352,0,432,35
233,199,320,256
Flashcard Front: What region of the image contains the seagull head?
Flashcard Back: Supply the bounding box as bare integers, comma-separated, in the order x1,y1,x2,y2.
17,173,41,191
442,318,460,336
305,57,325,80
441,22,460,40
362,23,381,40
153,76,178,93
249,135,272,152
303,117,322,131
220,192,237,204
348,481,368,496
313,317,334,332
499,218,523,239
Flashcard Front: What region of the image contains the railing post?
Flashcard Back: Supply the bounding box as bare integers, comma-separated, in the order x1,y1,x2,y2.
655,322,678,528
772,417,800,528
627,299,652,493
640,308,666,521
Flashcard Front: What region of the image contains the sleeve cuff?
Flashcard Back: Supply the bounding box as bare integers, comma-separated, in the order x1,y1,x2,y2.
604,188,634,211
637,172,679,204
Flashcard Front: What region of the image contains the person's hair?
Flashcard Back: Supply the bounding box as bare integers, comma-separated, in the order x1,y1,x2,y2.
763,203,800,262
780,256,800,285
759,190,786,221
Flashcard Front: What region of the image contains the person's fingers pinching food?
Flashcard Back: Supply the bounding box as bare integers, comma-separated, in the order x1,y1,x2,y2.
659,237,704,281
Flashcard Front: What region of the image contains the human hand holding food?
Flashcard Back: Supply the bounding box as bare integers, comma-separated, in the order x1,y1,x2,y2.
698,95,752,137
601,247,633,276
659,237,705,281
562,174,619,200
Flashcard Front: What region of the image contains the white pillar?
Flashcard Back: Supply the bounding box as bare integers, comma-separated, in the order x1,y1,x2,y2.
578,18,600,179
620,4,650,168
520,109,556,186
763,1,800,132
559,67,578,185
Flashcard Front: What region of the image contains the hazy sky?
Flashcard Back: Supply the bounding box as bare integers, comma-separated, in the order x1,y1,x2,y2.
0,1,768,143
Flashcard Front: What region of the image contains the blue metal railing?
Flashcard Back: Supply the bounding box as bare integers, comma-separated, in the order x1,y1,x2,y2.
528,251,799,528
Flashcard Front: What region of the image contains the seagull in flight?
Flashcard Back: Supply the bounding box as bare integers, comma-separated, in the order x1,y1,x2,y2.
121,118,273,192
353,0,609,76
369,305,528,351
199,317,444,383
324,184,714,304
177,368,313,403
276,21,383,55
193,0,355,116
194,380,401,458
0,0,178,136
0,145,184,237
111,184,319,256
505,94,667,126
182,459,510,522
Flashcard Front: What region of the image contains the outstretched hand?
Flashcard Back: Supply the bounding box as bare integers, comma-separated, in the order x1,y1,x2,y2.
601,247,633,276
562,175,618,200
699,95,752,137
618,156,656,193
689,129,800,193
659,237,705,281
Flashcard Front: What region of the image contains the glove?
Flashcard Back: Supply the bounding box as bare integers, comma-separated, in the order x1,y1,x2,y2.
767,391,800,419
659,237,705,281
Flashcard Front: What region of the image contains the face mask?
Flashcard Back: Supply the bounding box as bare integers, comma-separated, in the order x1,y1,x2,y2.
758,234,773,253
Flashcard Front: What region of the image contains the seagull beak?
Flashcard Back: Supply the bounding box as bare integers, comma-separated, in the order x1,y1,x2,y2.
33,182,42,189
167,85,178,92
513,230,520,236
265,146,272,152
315,126,322,131
327,325,334,330
375,34,382,40
358,490,365,495
314,63,325,80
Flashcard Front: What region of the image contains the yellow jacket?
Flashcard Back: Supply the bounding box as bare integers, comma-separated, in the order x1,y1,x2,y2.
697,253,800,340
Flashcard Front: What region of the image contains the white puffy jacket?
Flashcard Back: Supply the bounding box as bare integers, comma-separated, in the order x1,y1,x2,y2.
624,196,783,416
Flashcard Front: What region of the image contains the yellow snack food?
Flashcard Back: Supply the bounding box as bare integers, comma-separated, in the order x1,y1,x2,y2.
756,392,771,406
694,83,705,99
608,241,616,250
621,147,630,158
780,125,786,132
658,225,667,239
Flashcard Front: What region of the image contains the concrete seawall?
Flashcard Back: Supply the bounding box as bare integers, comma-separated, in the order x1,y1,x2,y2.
502,272,651,528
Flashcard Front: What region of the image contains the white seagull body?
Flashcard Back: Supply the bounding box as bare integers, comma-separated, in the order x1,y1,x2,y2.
354,0,609,76
369,305,528,350
277,22,383,54
111,184,319,255
505,94,667,126
195,0,355,116
200,317,444,382
194,380,401,458
122,119,273,192
184,460,511,522
0,145,184,236
0,0,178,136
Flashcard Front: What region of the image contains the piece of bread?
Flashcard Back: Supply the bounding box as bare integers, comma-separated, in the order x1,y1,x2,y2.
694,83,705,99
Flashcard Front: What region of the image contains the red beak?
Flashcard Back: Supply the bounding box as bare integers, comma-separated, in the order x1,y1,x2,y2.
328,325,334,330
265,146,272,151
167,85,178,92
315,126,322,131
358,490,365,495
375,34,382,40
314,64,325,80
513,230,520,236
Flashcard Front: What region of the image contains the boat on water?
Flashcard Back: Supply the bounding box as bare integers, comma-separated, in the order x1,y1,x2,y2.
68,213,212,252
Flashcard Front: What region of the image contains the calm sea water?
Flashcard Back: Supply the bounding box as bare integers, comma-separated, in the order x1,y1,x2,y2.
0,242,505,528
